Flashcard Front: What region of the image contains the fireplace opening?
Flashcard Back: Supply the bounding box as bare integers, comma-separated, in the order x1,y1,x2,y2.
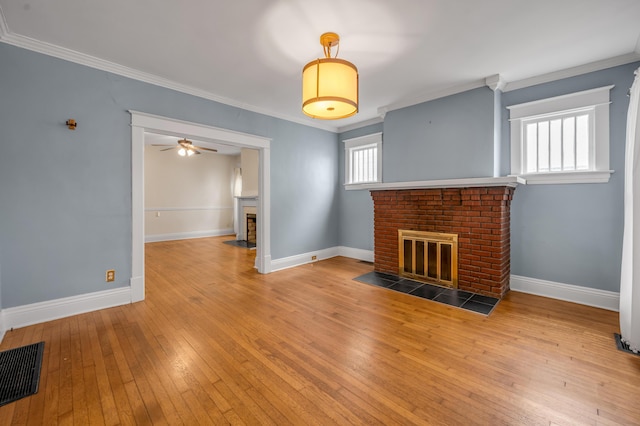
246,213,257,245
398,230,458,288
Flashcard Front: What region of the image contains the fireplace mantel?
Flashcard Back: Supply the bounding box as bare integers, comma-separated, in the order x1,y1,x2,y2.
346,176,518,191
371,185,515,298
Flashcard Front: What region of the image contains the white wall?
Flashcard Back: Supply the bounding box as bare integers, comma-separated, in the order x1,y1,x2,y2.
241,148,259,197
144,146,238,241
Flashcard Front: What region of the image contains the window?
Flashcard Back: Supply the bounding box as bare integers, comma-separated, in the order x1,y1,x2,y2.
523,110,592,173
508,85,613,184
344,132,382,185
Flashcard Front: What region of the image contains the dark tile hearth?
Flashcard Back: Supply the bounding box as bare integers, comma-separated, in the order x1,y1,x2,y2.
460,300,496,315
223,239,256,249
355,271,398,288
614,333,640,357
433,290,473,308
353,272,499,315
389,279,423,294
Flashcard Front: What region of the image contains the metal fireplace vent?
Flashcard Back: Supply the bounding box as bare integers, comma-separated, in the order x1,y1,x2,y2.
398,230,458,288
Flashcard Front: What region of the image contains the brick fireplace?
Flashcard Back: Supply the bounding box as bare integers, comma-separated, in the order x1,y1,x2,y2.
371,186,514,298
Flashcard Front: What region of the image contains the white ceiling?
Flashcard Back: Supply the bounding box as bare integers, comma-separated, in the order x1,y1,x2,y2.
1,0,639,132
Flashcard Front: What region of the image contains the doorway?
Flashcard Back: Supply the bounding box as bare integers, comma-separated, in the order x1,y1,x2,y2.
130,111,272,302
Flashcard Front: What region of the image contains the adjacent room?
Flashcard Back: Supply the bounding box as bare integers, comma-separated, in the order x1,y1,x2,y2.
142,132,260,249
1,0,640,423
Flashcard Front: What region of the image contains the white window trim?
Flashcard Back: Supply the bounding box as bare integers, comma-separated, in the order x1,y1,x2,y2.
343,132,383,186
507,85,614,184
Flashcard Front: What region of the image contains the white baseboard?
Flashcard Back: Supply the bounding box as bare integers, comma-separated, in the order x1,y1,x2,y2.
270,247,341,272
510,275,619,311
270,246,374,272
336,246,374,262
1,287,133,332
145,228,234,243
260,254,272,273
130,275,144,303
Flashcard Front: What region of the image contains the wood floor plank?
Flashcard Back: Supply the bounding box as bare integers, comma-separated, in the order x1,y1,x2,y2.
41,322,61,425
57,320,74,423
93,312,136,426
70,316,90,425
1,235,639,425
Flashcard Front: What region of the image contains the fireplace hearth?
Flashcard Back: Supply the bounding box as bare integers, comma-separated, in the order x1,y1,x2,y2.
371,186,514,298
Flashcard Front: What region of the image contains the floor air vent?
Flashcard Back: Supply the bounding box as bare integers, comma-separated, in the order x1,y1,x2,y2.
0,341,45,406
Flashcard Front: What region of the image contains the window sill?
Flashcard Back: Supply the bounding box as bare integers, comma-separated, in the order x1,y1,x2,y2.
510,170,614,185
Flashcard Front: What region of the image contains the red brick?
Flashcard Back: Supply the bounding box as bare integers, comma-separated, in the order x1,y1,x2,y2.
372,186,513,297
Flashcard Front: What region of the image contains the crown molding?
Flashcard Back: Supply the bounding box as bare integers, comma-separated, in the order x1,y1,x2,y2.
377,53,640,114
2,2,639,135
0,23,339,134
337,116,384,134
485,74,505,91
380,79,487,114
504,53,640,92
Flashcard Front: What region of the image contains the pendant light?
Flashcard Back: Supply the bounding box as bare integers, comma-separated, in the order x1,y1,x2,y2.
302,32,359,120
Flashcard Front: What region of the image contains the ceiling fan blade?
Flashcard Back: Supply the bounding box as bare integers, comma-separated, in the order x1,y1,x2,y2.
159,147,175,151
150,144,174,150
195,146,218,152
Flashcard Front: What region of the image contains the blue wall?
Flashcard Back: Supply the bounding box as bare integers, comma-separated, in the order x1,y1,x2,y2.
339,62,639,293
383,87,495,182
504,62,638,292
338,123,383,251
0,43,339,308
1,40,637,310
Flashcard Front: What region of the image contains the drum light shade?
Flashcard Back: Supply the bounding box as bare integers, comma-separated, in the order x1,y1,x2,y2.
302,33,359,120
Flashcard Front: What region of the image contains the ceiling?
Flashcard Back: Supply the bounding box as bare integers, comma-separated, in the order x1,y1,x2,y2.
1,0,639,133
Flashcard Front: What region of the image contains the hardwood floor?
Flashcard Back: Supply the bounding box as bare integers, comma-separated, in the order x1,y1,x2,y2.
1,236,639,425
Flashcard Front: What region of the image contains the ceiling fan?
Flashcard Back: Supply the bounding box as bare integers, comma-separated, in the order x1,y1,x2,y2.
158,138,218,156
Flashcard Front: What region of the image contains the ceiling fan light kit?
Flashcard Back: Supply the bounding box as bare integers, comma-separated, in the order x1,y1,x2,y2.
302,32,359,120
177,147,195,157
157,138,218,156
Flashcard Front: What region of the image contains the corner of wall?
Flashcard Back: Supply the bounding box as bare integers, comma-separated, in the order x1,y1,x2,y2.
0,6,9,39
0,263,5,343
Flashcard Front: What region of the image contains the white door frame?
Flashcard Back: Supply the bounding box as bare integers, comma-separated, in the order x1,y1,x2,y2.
129,111,272,302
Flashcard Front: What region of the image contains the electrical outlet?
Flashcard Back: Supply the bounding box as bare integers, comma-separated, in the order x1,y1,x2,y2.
311,255,317,261
106,269,115,282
